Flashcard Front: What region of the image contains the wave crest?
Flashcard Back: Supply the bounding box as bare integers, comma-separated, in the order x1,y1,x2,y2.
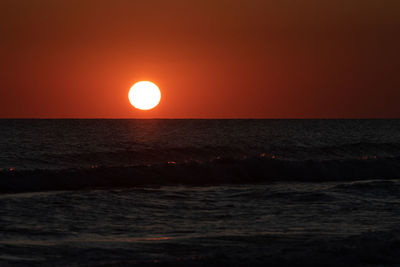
2,156,400,193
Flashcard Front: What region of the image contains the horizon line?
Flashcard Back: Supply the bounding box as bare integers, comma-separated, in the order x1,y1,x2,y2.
0,117,399,120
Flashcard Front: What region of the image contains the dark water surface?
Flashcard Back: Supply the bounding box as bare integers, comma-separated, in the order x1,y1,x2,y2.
1,120,400,265
1,182,400,266
1,119,400,171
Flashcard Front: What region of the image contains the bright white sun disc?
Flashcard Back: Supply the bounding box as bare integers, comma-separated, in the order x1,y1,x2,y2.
128,81,161,110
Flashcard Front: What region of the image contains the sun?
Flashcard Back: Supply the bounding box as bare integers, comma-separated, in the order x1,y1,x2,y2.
128,81,161,110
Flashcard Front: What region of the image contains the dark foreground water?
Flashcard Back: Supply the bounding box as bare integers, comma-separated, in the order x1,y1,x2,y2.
1,119,400,265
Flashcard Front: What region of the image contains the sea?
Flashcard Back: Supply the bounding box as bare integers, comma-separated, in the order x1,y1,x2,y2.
0,119,400,266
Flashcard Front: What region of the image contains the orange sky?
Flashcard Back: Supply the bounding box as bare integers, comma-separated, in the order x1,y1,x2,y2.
0,0,399,118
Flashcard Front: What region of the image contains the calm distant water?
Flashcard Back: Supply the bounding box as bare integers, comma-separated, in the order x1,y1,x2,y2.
1,119,400,266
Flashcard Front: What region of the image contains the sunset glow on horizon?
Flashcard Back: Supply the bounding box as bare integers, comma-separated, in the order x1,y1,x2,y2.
0,0,399,118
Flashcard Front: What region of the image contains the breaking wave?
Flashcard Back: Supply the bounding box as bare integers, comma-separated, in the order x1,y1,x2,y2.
2,156,400,193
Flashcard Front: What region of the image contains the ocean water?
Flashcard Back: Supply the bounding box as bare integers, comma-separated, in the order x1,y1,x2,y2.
1,119,400,266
